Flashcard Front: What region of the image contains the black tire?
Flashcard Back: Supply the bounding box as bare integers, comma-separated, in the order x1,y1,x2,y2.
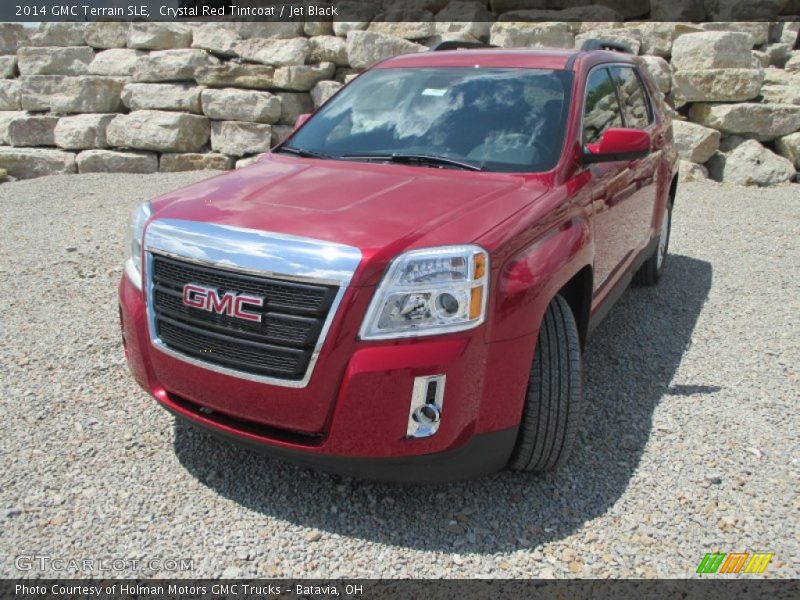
633,200,672,286
509,294,582,472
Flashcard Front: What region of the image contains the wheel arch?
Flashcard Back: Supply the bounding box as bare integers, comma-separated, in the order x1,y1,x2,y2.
555,264,593,349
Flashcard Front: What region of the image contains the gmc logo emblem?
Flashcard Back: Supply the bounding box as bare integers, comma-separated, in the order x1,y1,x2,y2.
182,284,264,323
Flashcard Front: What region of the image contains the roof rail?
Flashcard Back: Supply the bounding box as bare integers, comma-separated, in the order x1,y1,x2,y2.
579,39,634,54
430,41,498,52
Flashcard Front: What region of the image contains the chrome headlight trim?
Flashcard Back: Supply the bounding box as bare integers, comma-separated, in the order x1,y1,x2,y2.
124,201,152,290
359,244,489,340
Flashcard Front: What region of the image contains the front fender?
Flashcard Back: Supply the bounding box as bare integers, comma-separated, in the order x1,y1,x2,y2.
490,216,592,343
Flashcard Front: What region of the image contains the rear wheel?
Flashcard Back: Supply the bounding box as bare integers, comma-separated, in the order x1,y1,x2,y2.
509,294,582,472
633,201,672,286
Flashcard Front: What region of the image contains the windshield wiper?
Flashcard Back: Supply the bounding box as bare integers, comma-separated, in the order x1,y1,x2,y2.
275,145,334,160
341,153,484,171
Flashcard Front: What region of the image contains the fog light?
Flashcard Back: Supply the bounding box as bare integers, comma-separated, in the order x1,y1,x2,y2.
407,374,445,438
413,404,441,424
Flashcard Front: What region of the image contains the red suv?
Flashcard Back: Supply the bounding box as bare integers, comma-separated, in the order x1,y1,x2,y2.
119,41,677,482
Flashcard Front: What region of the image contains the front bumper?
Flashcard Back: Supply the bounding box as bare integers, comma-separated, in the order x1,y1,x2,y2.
119,273,537,482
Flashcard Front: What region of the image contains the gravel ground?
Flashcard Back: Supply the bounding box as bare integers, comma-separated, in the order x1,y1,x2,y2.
0,173,797,579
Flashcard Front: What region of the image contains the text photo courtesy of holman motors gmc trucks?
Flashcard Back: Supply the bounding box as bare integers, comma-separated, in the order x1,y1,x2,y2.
119,40,678,482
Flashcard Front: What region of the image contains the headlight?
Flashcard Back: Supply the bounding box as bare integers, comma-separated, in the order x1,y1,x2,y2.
359,245,489,340
124,201,151,289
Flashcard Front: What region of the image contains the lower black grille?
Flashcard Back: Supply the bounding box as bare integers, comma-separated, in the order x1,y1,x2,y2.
150,254,339,380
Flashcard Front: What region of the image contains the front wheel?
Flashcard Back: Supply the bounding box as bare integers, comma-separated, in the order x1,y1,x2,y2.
633,201,672,286
508,294,583,472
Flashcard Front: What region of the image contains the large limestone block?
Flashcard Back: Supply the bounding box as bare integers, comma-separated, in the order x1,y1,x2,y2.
701,22,770,46
305,22,334,37
277,92,314,125
708,140,795,186
127,24,192,50
0,79,21,110
368,12,437,40
84,22,129,49
195,64,275,90
786,54,800,74
346,31,426,69
122,83,204,114
760,82,800,106
776,21,800,45
273,63,336,92
234,37,309,67
76,149,158,174
106,111,210,152
672,120,721,163
309,36,349,67
17,46,95,76
200,88,281,123
764,43,793,68
54,114,115,150
20,76,125,113
191,24,240,57
671,32,755,71
671,68,764,104
775,132,800,168
334,22,370,38
640,56,671,94
0,111,26,144
89,49,146,76
311,81,344,108
132,49,221,83
0,56,16,78
29,23,85,47
0,148,76,179
331,2,381,37
7,115,58,147
689,103,800,141
0,23,29,55
160,153,233,172
489,22,574,49
633,23,703,58
235,22,306,40
210,121,272,157
435,1,494,41
678,160,710,182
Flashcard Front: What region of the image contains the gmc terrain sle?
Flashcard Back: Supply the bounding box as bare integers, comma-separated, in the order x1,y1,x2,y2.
119,41,678,482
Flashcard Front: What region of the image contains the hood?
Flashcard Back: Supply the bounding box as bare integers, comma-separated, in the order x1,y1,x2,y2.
151,154,549,283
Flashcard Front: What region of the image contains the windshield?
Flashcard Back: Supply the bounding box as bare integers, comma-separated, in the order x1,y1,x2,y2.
286,67,573,173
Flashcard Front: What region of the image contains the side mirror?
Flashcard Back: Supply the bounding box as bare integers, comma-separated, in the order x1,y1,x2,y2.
294,113,311,131
583,128,651,164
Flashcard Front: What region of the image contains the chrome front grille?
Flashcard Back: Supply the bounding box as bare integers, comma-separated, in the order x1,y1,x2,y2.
144,219,362,387
150,254,337,380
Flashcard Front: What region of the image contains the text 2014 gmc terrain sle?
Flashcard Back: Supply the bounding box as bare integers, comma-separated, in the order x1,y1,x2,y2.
119,41,678,482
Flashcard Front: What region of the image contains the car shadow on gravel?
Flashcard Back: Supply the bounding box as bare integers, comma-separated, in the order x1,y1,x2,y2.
173,254,712,555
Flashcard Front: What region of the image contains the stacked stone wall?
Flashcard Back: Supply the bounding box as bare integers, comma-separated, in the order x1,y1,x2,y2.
0,14,798,185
